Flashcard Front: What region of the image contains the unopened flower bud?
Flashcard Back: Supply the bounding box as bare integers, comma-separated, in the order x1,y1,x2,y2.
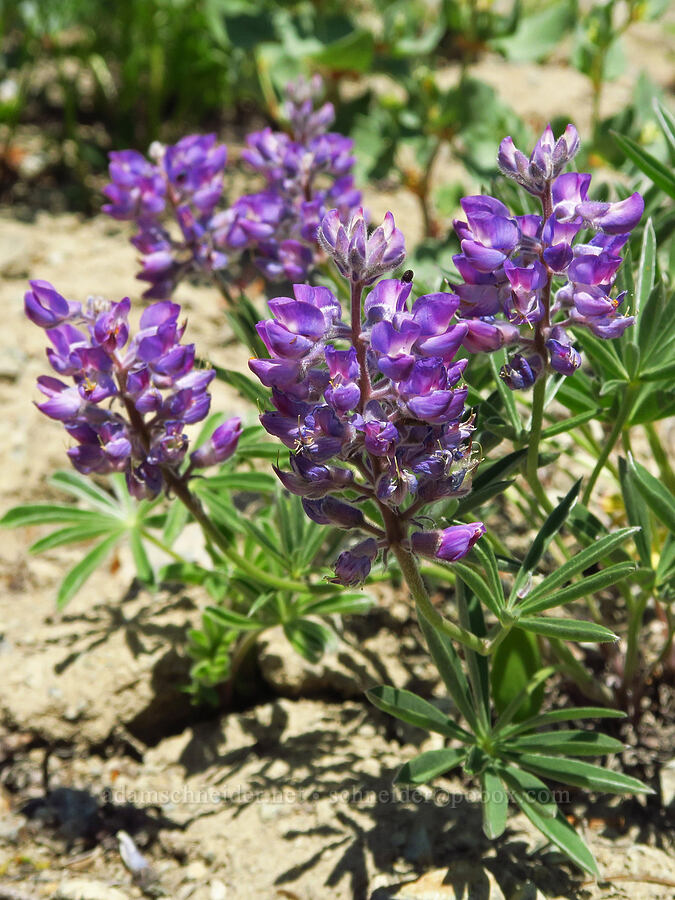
411,523,486,562
332,538,378,586
190,417,242,469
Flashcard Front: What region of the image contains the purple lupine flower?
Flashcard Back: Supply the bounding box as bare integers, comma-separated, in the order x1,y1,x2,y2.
26,281,240,497
411,523,487,562
250,208,483,577
102,76,362,299
451,124,642,387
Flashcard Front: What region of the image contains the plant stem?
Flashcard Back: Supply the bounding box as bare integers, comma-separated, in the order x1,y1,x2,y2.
392,544,489,655
526,371,552,514
582,387,635,505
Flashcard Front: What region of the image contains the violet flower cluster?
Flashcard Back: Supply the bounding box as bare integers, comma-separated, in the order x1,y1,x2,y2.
25,280,241,498
249,208,485,585
102,76,360,300
451,124,644,388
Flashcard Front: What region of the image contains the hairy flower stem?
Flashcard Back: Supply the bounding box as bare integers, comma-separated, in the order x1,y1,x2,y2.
350,280,371,410
526,374,553,514
582,386,635,505
392,544,490,655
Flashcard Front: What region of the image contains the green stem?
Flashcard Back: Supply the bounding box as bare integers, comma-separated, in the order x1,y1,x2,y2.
141,529,186,563
582,388,635,506
392,544,489,655
526,374,553,513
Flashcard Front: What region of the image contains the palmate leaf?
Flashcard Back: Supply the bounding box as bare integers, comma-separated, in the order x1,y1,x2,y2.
520,527,639,607
618,458,652,569
628,454,675,534
202,472,278,493
509,480,581,603
417,613,479,733
481,768,508,839
395,748,467,786
514,799,599,876
505,730,624,757
56,532,122,610
516,617,617,643
612,130,675,199
49,470,119,513
491,664,554,732
452,561,502,618
518,561,637,615
301,592,372,617
367,685,472,742
0,504,106,527
499,706,626,741
205,605,264,632
283,618,337,664
29,522,122,554
515,753,654,796
498,764,557,817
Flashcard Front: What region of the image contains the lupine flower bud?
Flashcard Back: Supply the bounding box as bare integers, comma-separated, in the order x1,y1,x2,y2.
318,208,405,284
498,124,579,195
190,418,242,469
24,280,79,328
411,523,486,562
331,538,378,586
546,327,581,376
302,496,365,529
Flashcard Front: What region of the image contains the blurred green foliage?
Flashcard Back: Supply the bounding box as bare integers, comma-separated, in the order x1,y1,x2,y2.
0,0,671,219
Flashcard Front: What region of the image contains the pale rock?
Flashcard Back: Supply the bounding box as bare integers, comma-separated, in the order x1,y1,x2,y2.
372,863,506,900
54,878,130,900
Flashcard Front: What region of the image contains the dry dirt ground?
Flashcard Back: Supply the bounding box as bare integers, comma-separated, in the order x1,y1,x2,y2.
1,21,674,900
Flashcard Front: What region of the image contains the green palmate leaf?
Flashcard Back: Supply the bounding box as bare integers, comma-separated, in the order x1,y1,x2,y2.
541,408,597,439
129,529,153,584
492,663,553,731
509,480,581,602
612,131,675,199
366,685,471,741
205,605,263,632
56,532,121,610
162,500,190,546
570,328,628,381
455,479,514,515
515,802,599,876
517,617,617,643
500,707,626,741
518,561,637,615
654,98,675,154
395,748,467,786
302,592,372,617
523,527,639,605
48,470,118,512
637,281,670,367
628,454,675,533
516,754,654,795
452,561,502,618
29,522,121,554
472,541,504,608
470,448,528,491
417,614,479,732
507,730,624,757
283,618,337,663
498,764,557,817
481,768,508,839
0,504,106,527
618,458,652,569
202,472,278,493
213,365,270,406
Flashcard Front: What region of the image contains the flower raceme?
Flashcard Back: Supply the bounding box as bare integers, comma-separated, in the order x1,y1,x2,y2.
250,208,485,584
25,281,241,498
102,76,360,299
452,124,644,388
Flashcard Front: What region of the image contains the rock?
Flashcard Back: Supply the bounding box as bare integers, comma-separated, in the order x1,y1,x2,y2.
184,860,209,881
0,588,201,746
660,758,675,807
372,863,506,900
54,879,130,900
209,881,227,900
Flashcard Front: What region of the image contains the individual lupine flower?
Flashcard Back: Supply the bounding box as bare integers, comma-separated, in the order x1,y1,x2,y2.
450,124,643,388
250,209,483,577
25,280,81,328
26,281,240,497
332,538,378,586
410,524,486,562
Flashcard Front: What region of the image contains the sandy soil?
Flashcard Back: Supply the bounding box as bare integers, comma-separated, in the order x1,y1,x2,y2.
1,20,674,900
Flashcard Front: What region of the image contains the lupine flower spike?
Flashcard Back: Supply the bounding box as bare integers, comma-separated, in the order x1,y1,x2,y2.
25,281,241,497
452,124,643,387
250,208,485,584
102,76,361,299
